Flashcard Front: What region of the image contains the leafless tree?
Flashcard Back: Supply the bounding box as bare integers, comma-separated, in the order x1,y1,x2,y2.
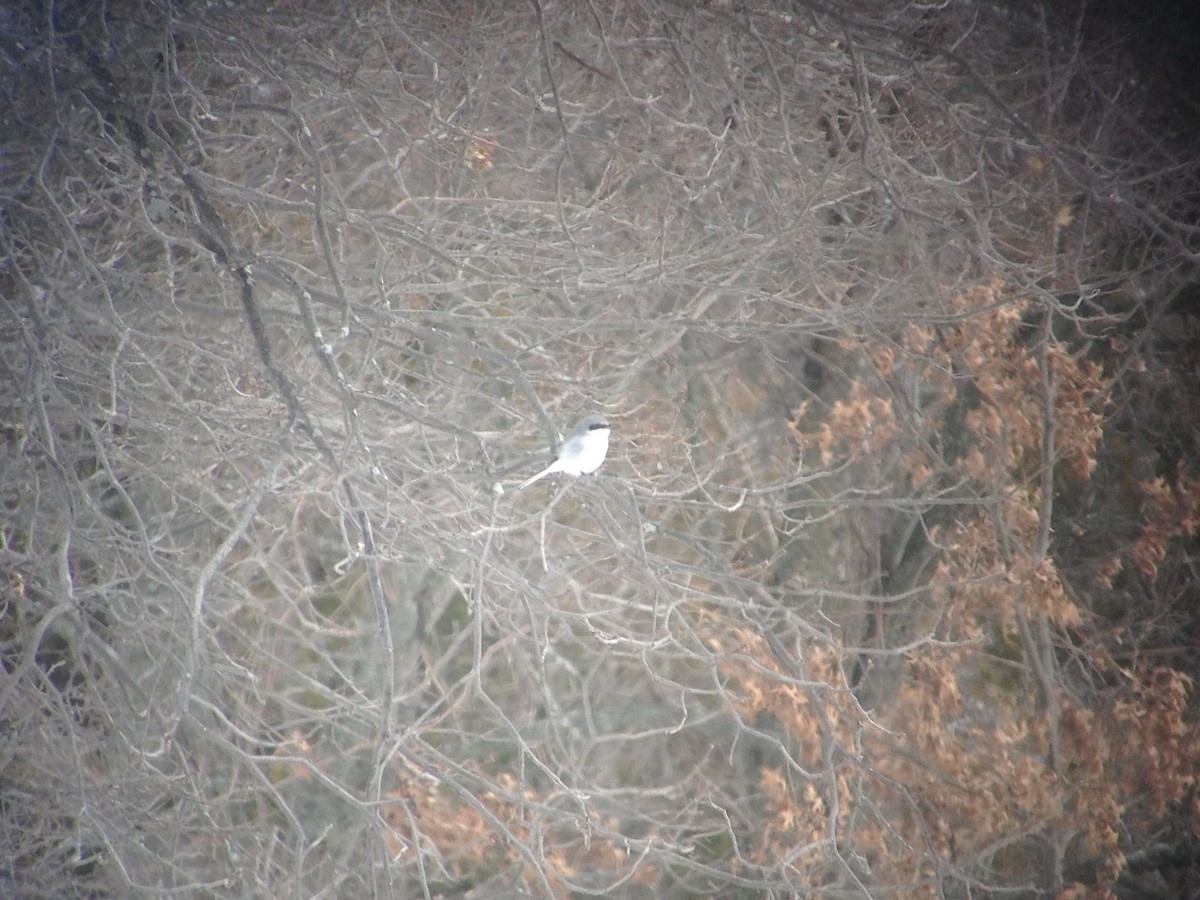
3,1,1197,897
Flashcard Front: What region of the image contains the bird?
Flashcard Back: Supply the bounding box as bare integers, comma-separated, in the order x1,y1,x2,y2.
518,414,612,489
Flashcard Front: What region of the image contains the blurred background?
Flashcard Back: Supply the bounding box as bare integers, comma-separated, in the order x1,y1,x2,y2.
2,1,1198,896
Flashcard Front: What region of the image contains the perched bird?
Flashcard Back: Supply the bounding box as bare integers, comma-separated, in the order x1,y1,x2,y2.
519,415,612,489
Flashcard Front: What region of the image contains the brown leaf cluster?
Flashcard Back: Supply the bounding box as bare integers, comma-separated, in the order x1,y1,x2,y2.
715,280,1198,892
1132,468,1200,580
